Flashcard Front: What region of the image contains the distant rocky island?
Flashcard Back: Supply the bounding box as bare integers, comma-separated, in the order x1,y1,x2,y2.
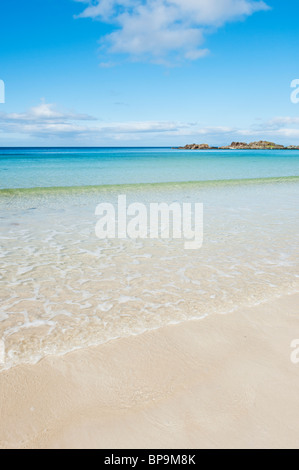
175,141,299,150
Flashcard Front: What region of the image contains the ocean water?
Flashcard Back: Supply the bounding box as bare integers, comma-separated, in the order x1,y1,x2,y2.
1,147,299,189
0,148,299,370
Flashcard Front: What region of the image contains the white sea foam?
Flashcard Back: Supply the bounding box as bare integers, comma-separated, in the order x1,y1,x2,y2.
0,180,299,371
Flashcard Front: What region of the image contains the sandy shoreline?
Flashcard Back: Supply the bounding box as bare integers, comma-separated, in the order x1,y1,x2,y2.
0,293,299,449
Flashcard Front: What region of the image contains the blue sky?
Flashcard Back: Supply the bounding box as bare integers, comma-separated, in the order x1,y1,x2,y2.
0,0,299,146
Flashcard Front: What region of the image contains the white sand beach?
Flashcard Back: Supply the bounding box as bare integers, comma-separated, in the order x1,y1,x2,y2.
0,293,298,449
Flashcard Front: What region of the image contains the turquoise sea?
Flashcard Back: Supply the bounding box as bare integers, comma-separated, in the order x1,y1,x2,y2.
1,147,299,189
0,148,299,370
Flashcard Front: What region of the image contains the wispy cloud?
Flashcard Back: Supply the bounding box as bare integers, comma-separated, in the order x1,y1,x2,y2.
261,116,299,130
0,101,97,124
74,0,270,63
0,101,236,141
1,101,299,144
242,116,299,139
0,101,98,138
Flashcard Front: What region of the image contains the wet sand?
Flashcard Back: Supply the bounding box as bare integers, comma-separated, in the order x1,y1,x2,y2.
0,293,299,449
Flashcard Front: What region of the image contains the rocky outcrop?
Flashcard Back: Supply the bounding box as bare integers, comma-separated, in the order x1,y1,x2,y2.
219,142,249,150
249,141,285,150
176,141,299,150
177,143,212,150
219,141,285,150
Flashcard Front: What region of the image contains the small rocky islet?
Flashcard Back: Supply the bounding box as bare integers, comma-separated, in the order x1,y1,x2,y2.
175,141,299,150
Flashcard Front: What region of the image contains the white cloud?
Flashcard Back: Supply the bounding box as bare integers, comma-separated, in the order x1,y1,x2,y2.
74,0,270,62
1,101,299,145
0,101,96,123
262,116,299,129
0,101,236,140
275,128,299,138
242,116,299,140
0,101,98,138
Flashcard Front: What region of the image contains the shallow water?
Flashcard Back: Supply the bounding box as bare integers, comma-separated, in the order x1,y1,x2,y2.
1,174,298,370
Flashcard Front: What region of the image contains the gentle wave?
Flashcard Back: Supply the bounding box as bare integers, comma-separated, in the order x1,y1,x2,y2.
1,175,299,371
1,175,299,197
